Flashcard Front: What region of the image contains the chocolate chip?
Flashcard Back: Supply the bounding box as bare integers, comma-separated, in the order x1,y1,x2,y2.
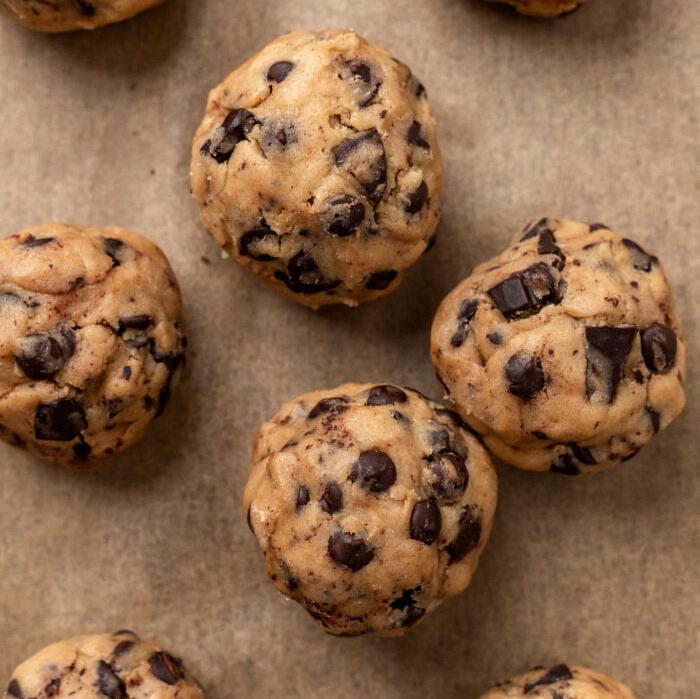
451,298,479,347
320,482,343,514
44,679,60,697
267,61,294,83
622,238,658,272
20,235,54,248
239,226,281,261
537,230,566,269
447,507,481,562
201,108,258,164
520,218,551,241
74,0,95,16
275,251,340,294
119,314,153,331
261,119,297,154
296,485,310,510
73,439,92,461
366,385,407,406
410,498,441,545
524,665,573,693
364,269,397,290
425,449,468,503
551,453,580,476
488,263,562,320
390,589,425,627
97,661,126,699
328,531,374,571
647,405,661,433
487,332,502,345
6,680,22,699
309,396,348,419
332,129,387,203
322,194,365,237
17,327,74,380
407,120,430,149
571,444,597,465
351,450,397,492
585,326,637,404
149,652,183,685
405,181,428,215
103,237,125,266
338,59,381,107
505,352,545,400
641,323,677,373
112,640,135,657
34,398,86,441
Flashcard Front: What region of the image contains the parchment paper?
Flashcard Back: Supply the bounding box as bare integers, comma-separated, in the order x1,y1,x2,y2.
0,0,698,696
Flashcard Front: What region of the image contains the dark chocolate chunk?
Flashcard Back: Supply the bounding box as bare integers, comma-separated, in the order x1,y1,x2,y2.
267,61,294,83
410,498,441,545
121,365,132,381
505,352,545,401
309,396,348,419
571,444,597,465
551,453,580,476
407,120,430,149
20,235,54,248
405,181,428,215
351,450,397,493
73,439,92,461
523,665,573,694
364,269,397,290
17,326,74,381
487,332,502,345
390,588,425,627
97,660,126,699
119,314,153,331
275,251,340,294
366,385,407,406
103,237,124,266
622,238,658,272
328,531,374,571
641,323,677,373
338,59,381,107
239,226,281,261
646,405,661,433
201,108,258,164
332,129,387,203
585,326,637,403
74,0,96,16
296,485,310,510
537,230,566,269
520,218,551,241
322,194,365,237
112,640,135,657
6,680,22,699
149,652,183,685
447,506,481,562
425,449,468,503
44,679,60,697
34,398,86,441
451,298,479,347
488,263,562,320
320,482,343,514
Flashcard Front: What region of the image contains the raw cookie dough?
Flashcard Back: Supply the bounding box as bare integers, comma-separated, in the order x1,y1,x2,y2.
0,0,165,32
486,0,585,17
0,223,186,468
431,218,686,475
244,383,497,636
3,630,205,699
479,664,637,698
191,29,442,309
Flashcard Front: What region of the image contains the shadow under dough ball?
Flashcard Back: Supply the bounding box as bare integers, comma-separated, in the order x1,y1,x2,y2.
479,664,637,698
244,383,497,636
3,630,206,699
0,223,186,468
485,0,586,17
431,218,686,475
191,29,442,309
0,0,166,32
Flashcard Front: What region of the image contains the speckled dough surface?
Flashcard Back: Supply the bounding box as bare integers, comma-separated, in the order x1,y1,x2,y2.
479,664,637,698
0,0,165,32
0,223,186,468
3,631,205,699
191,29,442,308
244,383,497,636
486,0,585,17
431,218,686,475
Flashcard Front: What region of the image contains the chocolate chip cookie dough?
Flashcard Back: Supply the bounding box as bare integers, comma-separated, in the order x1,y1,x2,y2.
486,0,585,17
431,218,686,475
479,664,636,698
4,630,205,699
0,223,186,468
244,383,497,636
0,0,165,32
191,29,442,308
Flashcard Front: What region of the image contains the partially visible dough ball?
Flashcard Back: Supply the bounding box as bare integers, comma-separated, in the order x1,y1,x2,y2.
431,218,686,475
0,0,165,32
244,383,497,636
479,664,637,698
191,29,442,309
486,0,585,17
3,631,205,699
0,223,186,468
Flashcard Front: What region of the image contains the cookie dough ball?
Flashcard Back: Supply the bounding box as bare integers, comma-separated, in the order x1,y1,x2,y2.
244,383,497,636
486,0,585,17
0,223,186,468
191,29,442,309
0,0,165,32
431,218,686,475
4,630,205,699
479,664,636,698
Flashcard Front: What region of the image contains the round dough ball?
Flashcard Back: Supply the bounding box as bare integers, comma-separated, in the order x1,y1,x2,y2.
479,664,636,698
191,29,442,309
0,0,165,32
486,0,585,16
0,223,186,468
244,383,497,636
4,630,205,699
431,218,686,475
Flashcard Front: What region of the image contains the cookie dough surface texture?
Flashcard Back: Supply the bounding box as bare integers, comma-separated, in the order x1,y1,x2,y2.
0,0,165,32
431,218,686,475
244,383,497,636
0,223,186,468
4,631,205,699
479,664,637,698
191,29,442,308
487,0,584,17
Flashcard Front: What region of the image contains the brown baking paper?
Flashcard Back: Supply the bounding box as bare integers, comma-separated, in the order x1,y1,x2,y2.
0,0,698,696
